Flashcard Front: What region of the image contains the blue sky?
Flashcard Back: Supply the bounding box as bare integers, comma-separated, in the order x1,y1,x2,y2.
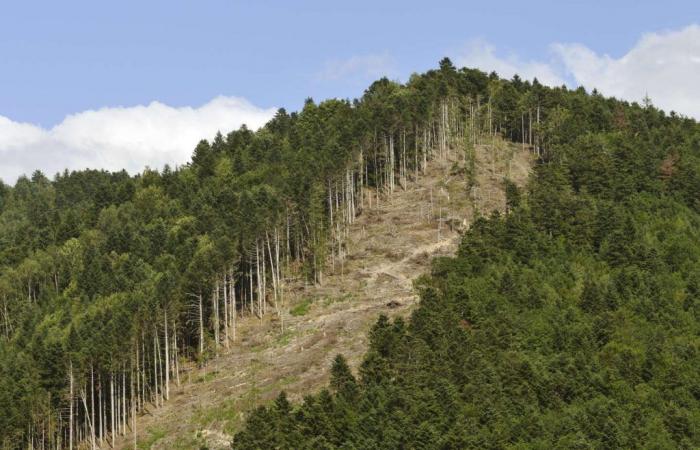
1,1,699,182
2,0,697,126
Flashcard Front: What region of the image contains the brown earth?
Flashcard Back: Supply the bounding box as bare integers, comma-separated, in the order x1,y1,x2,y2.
117,139,533,449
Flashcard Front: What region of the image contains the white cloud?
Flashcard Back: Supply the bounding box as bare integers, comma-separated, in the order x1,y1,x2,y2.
453,38,566,87
553,24,700,118
318,53,396,82
452,25,700,120
0,97,276,184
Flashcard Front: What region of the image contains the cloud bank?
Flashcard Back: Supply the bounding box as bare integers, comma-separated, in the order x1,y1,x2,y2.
453,25,700,120
0,97,275,184
553,25,700,119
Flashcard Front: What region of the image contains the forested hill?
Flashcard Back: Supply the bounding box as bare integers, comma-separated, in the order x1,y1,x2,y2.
1,58,700,449
230,74,700,447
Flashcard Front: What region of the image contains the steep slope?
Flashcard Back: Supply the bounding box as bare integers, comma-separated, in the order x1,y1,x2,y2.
119,139,533,449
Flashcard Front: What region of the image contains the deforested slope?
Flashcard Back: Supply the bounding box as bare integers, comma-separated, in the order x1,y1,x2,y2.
1,59,533,449
118,136,531,449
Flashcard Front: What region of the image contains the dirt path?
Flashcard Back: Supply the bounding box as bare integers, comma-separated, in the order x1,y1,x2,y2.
117,141,532,449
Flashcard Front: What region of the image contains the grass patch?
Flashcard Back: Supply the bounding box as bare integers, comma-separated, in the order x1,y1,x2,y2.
323,293,354,306
171,434,208,450
192,373,301,436
193,397,244,435
138,426,166,449
290,298,312,316
195,370,219,383
275,329,297,346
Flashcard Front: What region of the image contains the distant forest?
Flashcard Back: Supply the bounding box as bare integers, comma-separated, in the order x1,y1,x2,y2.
1,59,699,449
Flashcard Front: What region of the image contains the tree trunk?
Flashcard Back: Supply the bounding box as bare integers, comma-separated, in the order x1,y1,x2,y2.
223,272,229,347
212,283,220,350
80,387,96,450
266,232,278,314
131,362,137,450
110,372,115,449
256,241,262,320
173,324,180,386
248,263,254,316
230,269,237,341
164,310,170,401
135,342,140,412
153,331,159,407
69,361,73,450
90,364,96,449
98,373,103,444
121,368,126,435
198,292,204,357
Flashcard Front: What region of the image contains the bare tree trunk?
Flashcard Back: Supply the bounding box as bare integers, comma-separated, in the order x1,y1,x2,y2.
256,241,262,320
536,105,541,156
328,179,334,230
69,361,73,450
110,372,115,449
79,387,95,450
142,335,147,410
230,269,237,341
173,324,180,386
90,364,96,449
212,283,220,350
414,126,419,179
135,342,140,412
275,228,283,332
389,134,395,193
261,243,267,316
286,213,291,268
423,127,428,173
222,272,229,347
164,310,170,401
153,331,159,407
359,148,365,208
266,233,278,314
249,262,254,316
98,374,103,444
121,368,126,435
198,292,204,357
131,362,137,450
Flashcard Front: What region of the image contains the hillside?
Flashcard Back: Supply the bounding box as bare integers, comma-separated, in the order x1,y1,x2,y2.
2,60,700,450
231,96,700,448
121,139,533,449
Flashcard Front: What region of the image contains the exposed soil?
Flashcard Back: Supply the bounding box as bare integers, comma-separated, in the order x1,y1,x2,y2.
117,141,533,449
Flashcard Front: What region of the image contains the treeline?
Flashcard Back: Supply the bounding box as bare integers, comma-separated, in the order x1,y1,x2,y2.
2,58,698,449
231,70,700,447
